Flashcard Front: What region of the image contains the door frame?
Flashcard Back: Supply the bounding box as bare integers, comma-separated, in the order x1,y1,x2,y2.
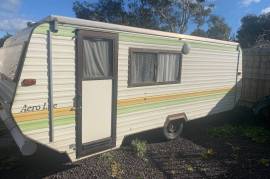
75,29,118,158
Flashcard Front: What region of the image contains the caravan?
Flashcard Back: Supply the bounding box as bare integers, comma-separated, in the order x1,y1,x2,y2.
0,15,242,160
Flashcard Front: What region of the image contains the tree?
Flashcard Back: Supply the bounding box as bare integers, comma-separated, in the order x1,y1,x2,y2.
191,15,231,40
73,0,214,33
73,0,128,24
206,15,231,40
0,33,11,47
237,13,270,48
191,28,208,37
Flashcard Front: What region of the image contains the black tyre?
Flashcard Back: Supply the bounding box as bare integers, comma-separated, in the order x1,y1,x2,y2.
163,119,184,140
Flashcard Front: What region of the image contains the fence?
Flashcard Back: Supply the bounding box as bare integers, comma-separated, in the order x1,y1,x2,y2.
240,47,270,106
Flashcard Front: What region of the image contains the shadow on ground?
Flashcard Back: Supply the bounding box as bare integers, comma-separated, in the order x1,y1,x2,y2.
122,106,270,179
0,125,76,178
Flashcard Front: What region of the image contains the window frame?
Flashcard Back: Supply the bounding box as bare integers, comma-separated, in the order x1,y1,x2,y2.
128,48,182,87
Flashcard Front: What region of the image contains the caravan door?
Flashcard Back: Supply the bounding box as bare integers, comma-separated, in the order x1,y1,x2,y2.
76,30,118,158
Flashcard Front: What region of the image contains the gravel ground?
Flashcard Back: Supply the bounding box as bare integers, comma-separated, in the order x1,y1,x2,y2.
0,107,270,179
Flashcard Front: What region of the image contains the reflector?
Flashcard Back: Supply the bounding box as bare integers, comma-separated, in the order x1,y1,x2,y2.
21,79,36,87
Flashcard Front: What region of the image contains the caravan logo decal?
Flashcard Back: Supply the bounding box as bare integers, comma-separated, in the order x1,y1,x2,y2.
20,103,58,113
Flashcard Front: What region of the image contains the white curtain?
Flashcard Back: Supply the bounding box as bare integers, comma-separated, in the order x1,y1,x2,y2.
157,53,180,82
83,39,111,78
131,52,156,83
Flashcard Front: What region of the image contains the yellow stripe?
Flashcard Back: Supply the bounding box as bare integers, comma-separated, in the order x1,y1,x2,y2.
13,87,232,122
117,87,231,106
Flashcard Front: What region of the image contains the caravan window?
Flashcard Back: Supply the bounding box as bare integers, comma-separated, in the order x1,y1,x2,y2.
129,49,182,87
130,52,156,83
157,53,181,82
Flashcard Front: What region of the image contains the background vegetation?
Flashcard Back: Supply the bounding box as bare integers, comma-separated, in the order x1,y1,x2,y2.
0,0,269,48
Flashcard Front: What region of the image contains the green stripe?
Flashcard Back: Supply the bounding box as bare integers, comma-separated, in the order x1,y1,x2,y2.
117,92,227,115
18,115,75,132
54,115,75,126
119,33,235,51
54,26,75,37
119,33,182,46
186,41,236,51
34,23,75,37
34,24,49,34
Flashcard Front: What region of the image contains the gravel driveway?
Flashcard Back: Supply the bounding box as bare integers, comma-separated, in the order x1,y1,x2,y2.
1,107,270,179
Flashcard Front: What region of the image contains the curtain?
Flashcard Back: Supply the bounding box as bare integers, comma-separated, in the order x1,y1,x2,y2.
157,53,180,82
83,39,112,78
131,52,156,84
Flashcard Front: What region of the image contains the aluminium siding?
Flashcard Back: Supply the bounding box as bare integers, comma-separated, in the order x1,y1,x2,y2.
11,24,76,159
11,22,241,160
115,38,238,146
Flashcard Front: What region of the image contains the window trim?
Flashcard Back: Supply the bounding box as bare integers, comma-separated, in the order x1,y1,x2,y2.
128,48,182,87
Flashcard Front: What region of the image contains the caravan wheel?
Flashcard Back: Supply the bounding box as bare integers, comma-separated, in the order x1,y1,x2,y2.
163,119,184,140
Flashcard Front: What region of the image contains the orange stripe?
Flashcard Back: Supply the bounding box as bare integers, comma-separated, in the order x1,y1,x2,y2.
13,107,74,122
117,87,231,106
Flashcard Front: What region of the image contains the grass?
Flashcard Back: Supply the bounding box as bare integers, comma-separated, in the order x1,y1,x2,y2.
208,123,270,144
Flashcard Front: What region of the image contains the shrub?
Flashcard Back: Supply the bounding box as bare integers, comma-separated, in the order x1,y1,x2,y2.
131,139,147,159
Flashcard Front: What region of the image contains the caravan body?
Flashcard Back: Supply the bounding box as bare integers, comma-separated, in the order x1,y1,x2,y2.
0,16,242,160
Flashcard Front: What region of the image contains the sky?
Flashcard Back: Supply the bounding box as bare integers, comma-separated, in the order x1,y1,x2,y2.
0,0,270,37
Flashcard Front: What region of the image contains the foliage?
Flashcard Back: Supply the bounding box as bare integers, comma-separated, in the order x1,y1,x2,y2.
73,0,127,24
208,125,238,138
207,15,231,40
0,33,11,47
258,158,270,167
131,138,147,159
100,152,115,164
239,126,270,143
237,13,270,48
208,124,270,144
99,152,123,178
201,148,215,159
191,28,208,37
186,164,194,172
191,15,231,40
73,0,214,33
111,161,123,178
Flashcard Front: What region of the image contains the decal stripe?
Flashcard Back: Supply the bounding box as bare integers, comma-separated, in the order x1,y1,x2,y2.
14,107,75,122
33,24,236,51
14,87,232,132
117,87,230,107
118,93,228,115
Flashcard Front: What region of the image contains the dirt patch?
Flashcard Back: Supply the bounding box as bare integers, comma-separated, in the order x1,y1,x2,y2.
1,107,270,178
